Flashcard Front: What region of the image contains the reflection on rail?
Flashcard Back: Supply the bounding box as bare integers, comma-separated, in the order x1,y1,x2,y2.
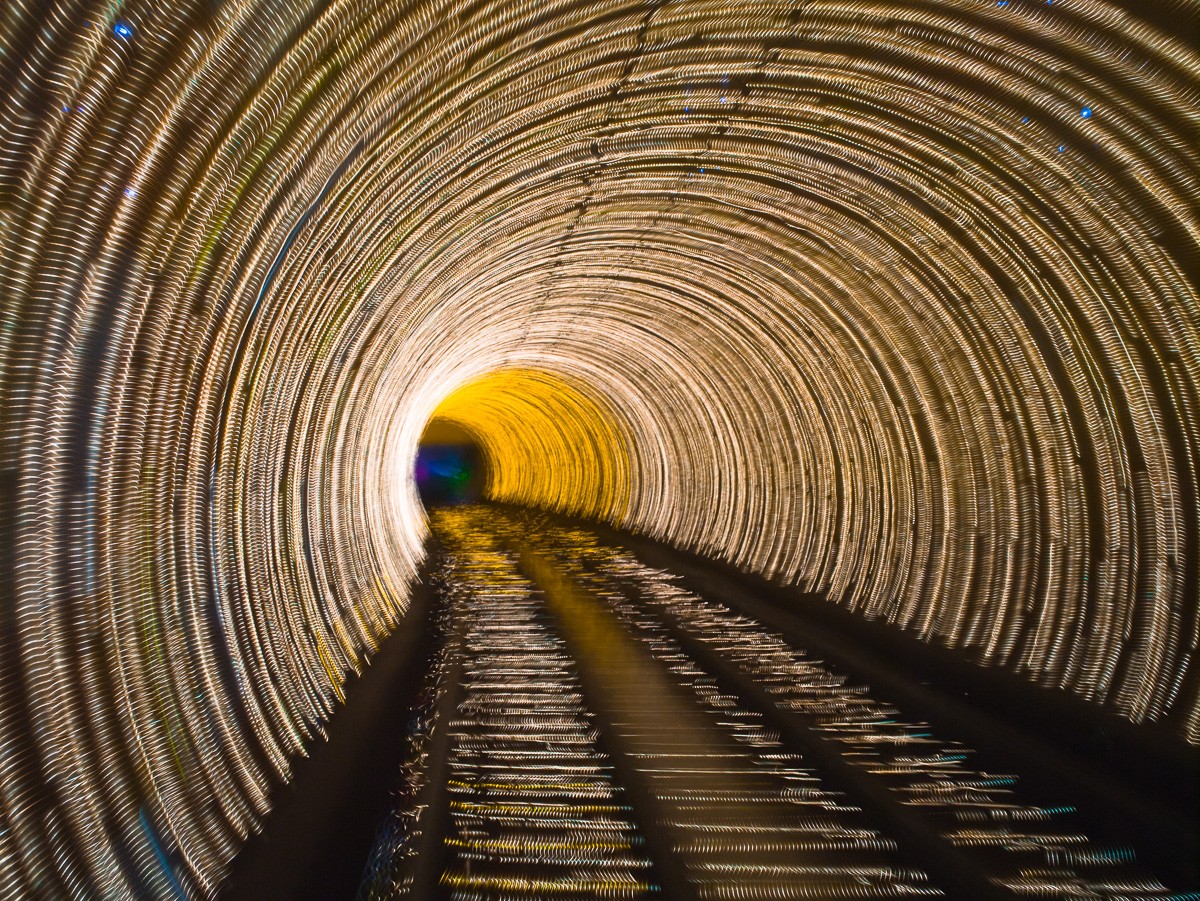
360,523,654,898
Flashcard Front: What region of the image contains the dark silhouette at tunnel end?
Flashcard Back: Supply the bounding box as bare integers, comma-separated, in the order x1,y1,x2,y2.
415,420,487,507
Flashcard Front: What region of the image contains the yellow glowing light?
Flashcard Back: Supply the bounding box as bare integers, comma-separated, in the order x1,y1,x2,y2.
427,368,632,524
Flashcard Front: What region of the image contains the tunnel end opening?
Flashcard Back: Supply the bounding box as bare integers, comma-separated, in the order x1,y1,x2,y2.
415,419,488,507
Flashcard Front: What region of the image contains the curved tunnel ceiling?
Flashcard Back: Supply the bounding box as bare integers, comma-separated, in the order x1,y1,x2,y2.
1,0,1198,895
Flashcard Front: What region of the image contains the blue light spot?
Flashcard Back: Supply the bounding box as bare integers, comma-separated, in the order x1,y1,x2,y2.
1057,144,1066,152
113,21,133,39
139,808,186,900
1080,106,1093,118
62,105,70,112
1021,116,1030,124
996,1,1008,7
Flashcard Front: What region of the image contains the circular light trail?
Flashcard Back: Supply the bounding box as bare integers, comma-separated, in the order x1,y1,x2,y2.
0,0,1197,895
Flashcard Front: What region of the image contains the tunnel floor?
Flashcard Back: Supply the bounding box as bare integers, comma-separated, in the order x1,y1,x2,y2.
223,505,1199,900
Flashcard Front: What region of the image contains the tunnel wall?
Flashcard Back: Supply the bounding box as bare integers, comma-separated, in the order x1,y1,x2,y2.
0,0,1197,896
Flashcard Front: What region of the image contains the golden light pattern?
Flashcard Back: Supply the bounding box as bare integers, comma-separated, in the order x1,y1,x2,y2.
0,0,1197,896
428,368,633,522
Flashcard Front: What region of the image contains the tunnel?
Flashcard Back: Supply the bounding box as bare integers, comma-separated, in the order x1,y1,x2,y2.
0,0,1198,898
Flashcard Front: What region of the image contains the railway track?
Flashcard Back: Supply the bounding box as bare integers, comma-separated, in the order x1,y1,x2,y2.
354,506,1196,900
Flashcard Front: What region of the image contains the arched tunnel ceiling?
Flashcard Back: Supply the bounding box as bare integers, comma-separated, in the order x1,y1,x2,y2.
0,0,1197,895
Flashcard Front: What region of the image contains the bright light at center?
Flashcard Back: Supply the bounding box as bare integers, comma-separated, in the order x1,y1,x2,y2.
426,368,633,523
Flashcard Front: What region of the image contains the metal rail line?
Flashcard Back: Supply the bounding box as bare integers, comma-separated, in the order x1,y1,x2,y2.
353,506,1198,900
